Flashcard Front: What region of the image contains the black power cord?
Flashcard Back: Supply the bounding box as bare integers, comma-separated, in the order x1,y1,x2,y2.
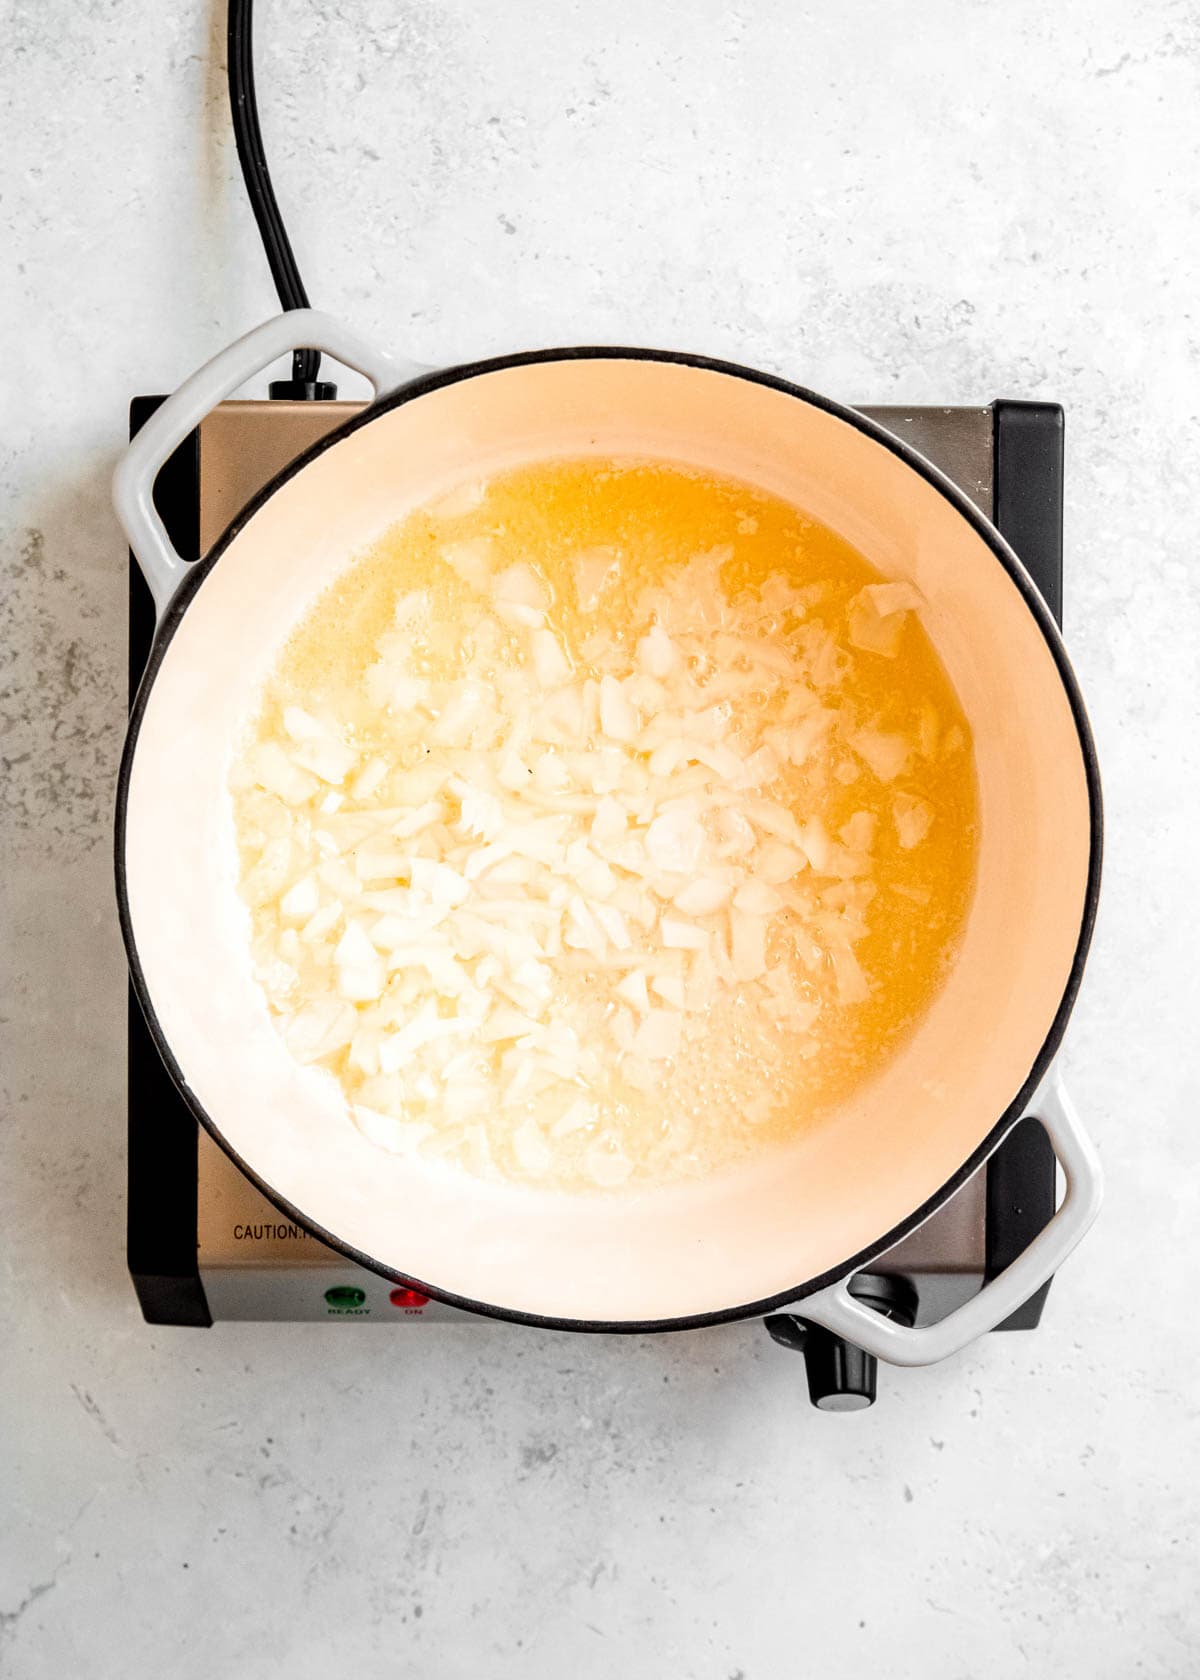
227,0,336,399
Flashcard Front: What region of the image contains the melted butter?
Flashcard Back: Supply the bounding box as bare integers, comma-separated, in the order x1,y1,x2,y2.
240,457,979,1187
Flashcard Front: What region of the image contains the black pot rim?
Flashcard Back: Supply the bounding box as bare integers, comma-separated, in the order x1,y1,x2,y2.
115,344,1103,1335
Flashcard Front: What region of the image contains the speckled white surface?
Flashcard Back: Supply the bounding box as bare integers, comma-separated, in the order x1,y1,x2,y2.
3,1,1199,1674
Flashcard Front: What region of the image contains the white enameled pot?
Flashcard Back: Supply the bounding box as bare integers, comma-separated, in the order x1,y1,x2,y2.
113,311,1102,1361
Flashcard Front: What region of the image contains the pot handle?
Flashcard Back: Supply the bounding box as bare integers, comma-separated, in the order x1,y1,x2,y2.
112,309,422,621
797,1068,1102,1368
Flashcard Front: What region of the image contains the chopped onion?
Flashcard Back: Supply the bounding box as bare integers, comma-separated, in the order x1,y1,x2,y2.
632,1009,682,1061
280,875,320,922
865,581,923,616
734,879,782,916
830,943,870,1004
848,729,910,782
661,917,708,950
594,902,632,949
755,841,806,884
591,795,627,847
839,811,877,852
530,628,572,688
599,674,639,743
651,974,687,1009
645,808,706,872
847,581,921,659
286,996,356,1062
893,792,935,849
637,623,679,678
252,742,319,806
351,757,390,800
552,1099,596,1139
442,537,495,590
616,970,650,1013
235,491,969,1195
797,815,833,873
572,548,619,612
673,877,733,916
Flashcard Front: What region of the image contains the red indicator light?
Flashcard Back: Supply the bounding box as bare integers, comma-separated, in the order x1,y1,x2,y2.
389,1286,429,1309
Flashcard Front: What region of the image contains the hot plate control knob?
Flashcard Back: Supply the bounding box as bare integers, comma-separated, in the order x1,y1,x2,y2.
764,1274,918,1412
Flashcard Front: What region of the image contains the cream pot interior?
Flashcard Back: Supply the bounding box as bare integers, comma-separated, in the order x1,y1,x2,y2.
122,356,1094,1325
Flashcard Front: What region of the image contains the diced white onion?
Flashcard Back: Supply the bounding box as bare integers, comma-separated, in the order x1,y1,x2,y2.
442,537,495,590
672,877,733,916
848,729,910,782
893,793,935,849
661,917,707,950
234,494,963,1195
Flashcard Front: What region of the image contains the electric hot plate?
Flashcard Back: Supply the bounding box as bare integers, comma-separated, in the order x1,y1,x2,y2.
126,393,1065,1410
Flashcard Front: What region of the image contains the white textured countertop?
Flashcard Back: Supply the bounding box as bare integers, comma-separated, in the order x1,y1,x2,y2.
3,2,1198,1674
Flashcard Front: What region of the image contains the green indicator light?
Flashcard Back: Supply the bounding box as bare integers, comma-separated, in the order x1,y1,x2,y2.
324,1285,367,1309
